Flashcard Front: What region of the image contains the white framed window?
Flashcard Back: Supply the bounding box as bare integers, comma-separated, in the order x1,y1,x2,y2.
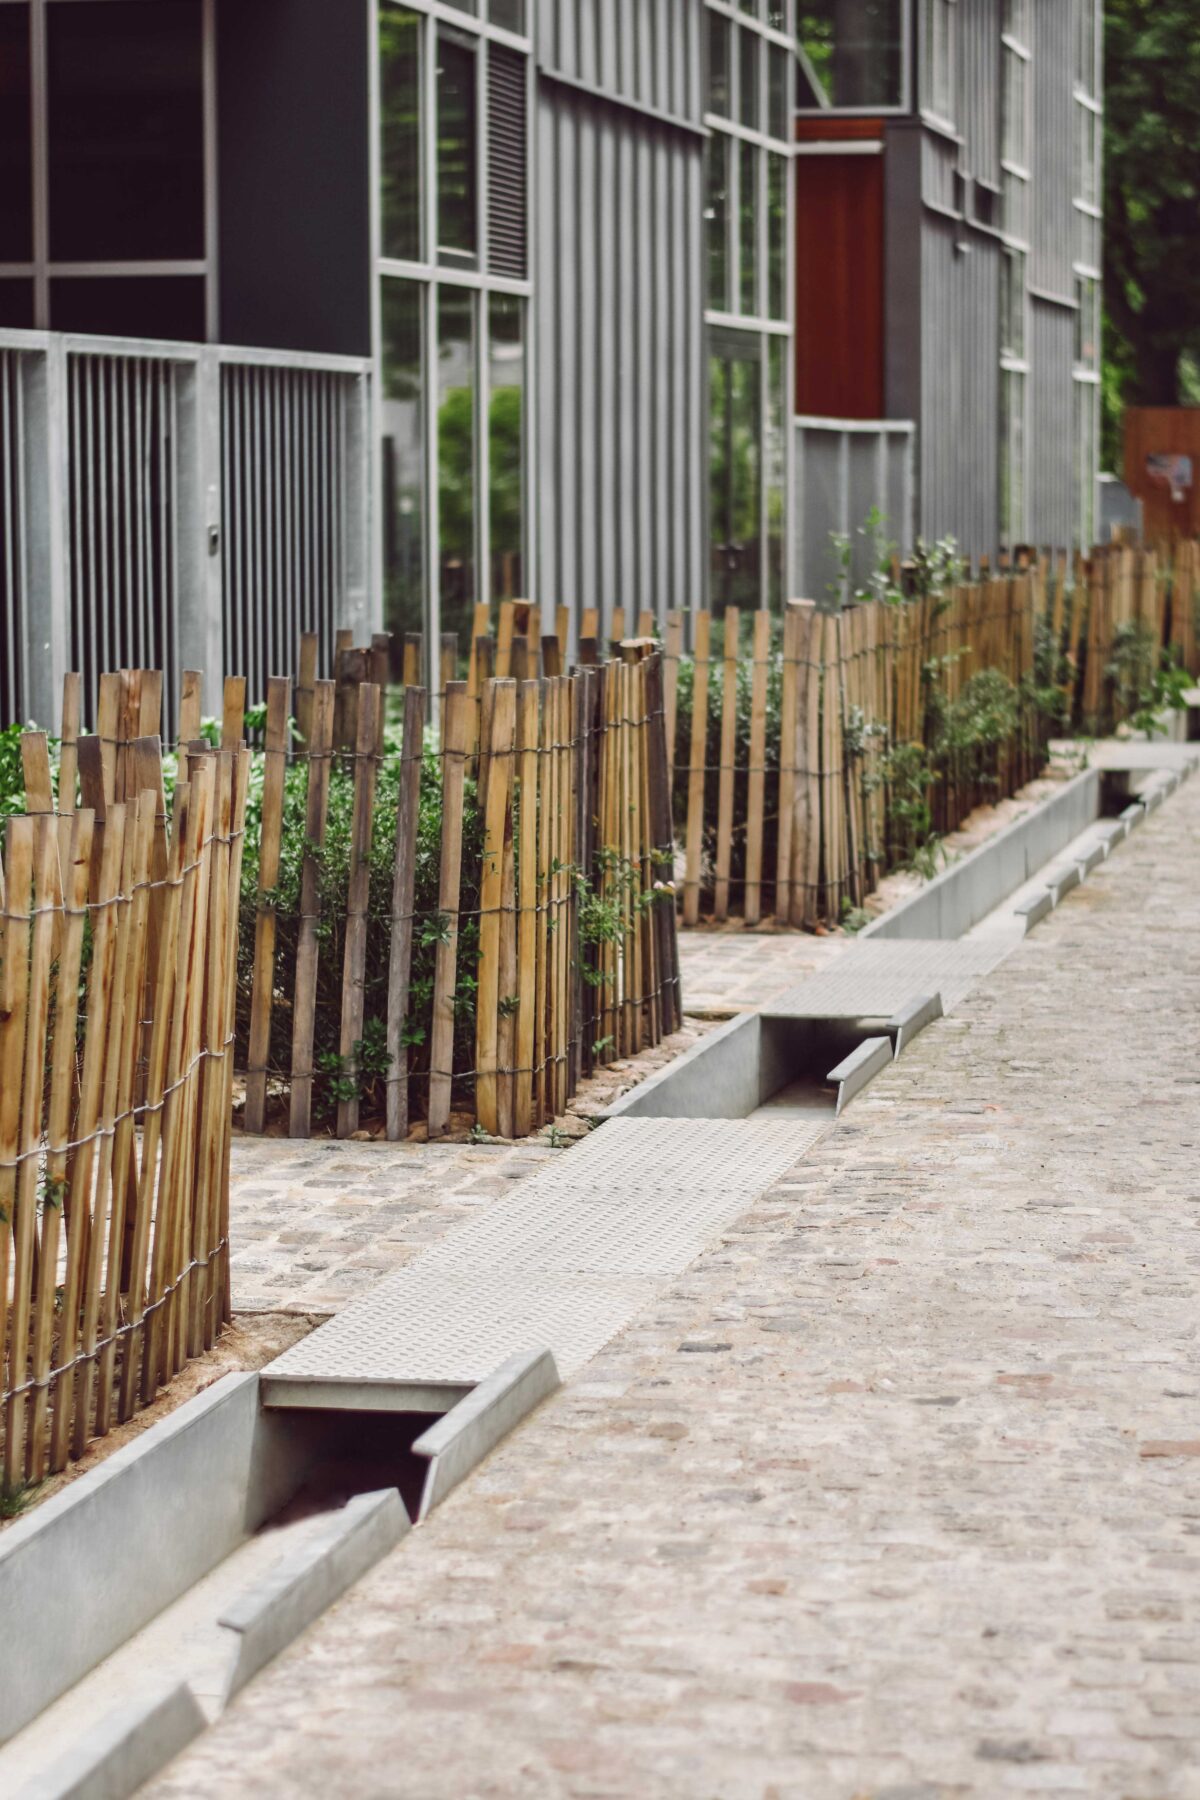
796,0,910,114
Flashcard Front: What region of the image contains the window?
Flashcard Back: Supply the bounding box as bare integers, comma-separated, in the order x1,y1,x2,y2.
738,28,760,130
1002,40,1028,171
739,143,759,316
437,29,478,267
0,6,32,263
0,0,212,336
437,286,476,640
488,293,524,600
1074,277,1098,370
381,279,425,642
705,136,731,312
1000,250,1025,360
767,154,786,319
797,0,906,111
380,6,422,263
1075,0,1097,96
709,331,762,614
923,0,955,124
376,1,531,644
709,11,731,114
999,366,1025,547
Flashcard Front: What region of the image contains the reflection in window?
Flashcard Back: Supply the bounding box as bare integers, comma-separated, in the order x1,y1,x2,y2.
1000,249,1024,359
739,143,758,317
382,279,425,642
924,0,955,122
488,295,523,601
437,30,478,266
1074,277,1098,369
708,11,731,115
489,0,525,32
797,0,904,109
767,154,786,320
706,136,730,312
46,0,204,262
739,29,759,131
709,333,762,614
768,44,789,142
438,287,476,639
766,337,785,609
380,5,422,263
0,5,32,262
999,367,1025,545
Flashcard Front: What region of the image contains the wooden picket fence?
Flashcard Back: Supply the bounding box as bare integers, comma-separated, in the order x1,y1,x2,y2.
662,575,1046,929
240,626,680,1140
1,681,247,1483
1067,539,1200,726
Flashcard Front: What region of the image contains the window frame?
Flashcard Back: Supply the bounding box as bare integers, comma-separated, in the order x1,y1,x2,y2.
794,0,913,119
372,0,534,682
0,0,217,337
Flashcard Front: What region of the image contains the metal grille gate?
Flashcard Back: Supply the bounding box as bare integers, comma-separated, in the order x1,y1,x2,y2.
0,329,371,734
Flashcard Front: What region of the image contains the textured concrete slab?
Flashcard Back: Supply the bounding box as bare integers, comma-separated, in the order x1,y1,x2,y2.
769,938,1010,1018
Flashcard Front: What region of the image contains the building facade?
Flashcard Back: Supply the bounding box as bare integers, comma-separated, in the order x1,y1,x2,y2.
0,0,1100,725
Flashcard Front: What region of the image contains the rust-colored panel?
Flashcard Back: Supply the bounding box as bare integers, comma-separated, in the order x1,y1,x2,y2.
1124,408,1200,541
794,139,884,419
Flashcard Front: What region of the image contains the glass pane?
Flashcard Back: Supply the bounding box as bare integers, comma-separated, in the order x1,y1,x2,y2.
767,154,786,320
767,0,788,27
49,274,205,339
437,31,478,265
739,142,758,317
0,280,34,329
489,0,525,30
709,334,762,614
488,295,523,602
380,5,422,263
708,12,730,115
47,0,204,262
438,286,476,638
768,44,789,142
0,5,32,262
705,136,730,312
1003,49,1026,166
381,279,425,644
739,29,759,130
797,0,904,109
766,337,786,609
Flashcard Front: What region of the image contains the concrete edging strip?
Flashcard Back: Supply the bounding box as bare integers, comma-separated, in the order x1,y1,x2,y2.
1120,802,1145,829
1014,890,1053,934
414,1349,561,1522
13,1680,206,1800
887,992,942,1057
219,1488,410,1704
1074,841,1106,876
1045,863,1081,904
828,1036,893,1116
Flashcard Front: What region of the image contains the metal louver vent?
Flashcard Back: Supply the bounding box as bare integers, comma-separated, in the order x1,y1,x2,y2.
488,44,527,280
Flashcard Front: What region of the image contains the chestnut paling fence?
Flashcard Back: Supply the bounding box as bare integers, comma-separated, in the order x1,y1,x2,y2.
1,715,247,1483
657,540,1200,928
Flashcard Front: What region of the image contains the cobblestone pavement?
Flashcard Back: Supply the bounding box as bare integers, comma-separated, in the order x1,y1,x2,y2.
154,774,1200,1798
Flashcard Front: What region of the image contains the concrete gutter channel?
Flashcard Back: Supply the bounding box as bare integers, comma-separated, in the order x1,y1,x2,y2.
1,745,1193,1799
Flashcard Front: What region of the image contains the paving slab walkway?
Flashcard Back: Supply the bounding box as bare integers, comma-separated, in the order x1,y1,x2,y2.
153,770,1200,1797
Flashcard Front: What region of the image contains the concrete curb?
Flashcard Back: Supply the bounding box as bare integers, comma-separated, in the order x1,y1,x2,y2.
414,1349,561,1522
13,1680,205,1800
219,1488,410,1704
1014,890,1053,934
1045,863,1081,904
861,767,1101,941
1120,801,1145,829
1074,841,1106,876
888,992,943,1057
828,1036,892,1116
1094,818,1127,849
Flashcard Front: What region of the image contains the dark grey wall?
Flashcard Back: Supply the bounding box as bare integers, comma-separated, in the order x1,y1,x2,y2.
216,0,371,357
918,209,1001,563
535,0,706,630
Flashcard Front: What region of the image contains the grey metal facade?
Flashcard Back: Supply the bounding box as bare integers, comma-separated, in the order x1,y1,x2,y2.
534,0,707,632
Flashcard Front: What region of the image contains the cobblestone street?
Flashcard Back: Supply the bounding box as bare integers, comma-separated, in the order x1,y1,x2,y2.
157,775,1200,1799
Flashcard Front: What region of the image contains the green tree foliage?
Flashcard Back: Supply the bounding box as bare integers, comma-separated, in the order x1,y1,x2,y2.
1104,2,1200,456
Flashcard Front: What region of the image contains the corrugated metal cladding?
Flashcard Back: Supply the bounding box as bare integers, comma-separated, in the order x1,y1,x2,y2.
489,45,528,280
1029,1,1076,300
919,215,1001,565
537,0,703,120
1026,299,1075,545
535,0,706,632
